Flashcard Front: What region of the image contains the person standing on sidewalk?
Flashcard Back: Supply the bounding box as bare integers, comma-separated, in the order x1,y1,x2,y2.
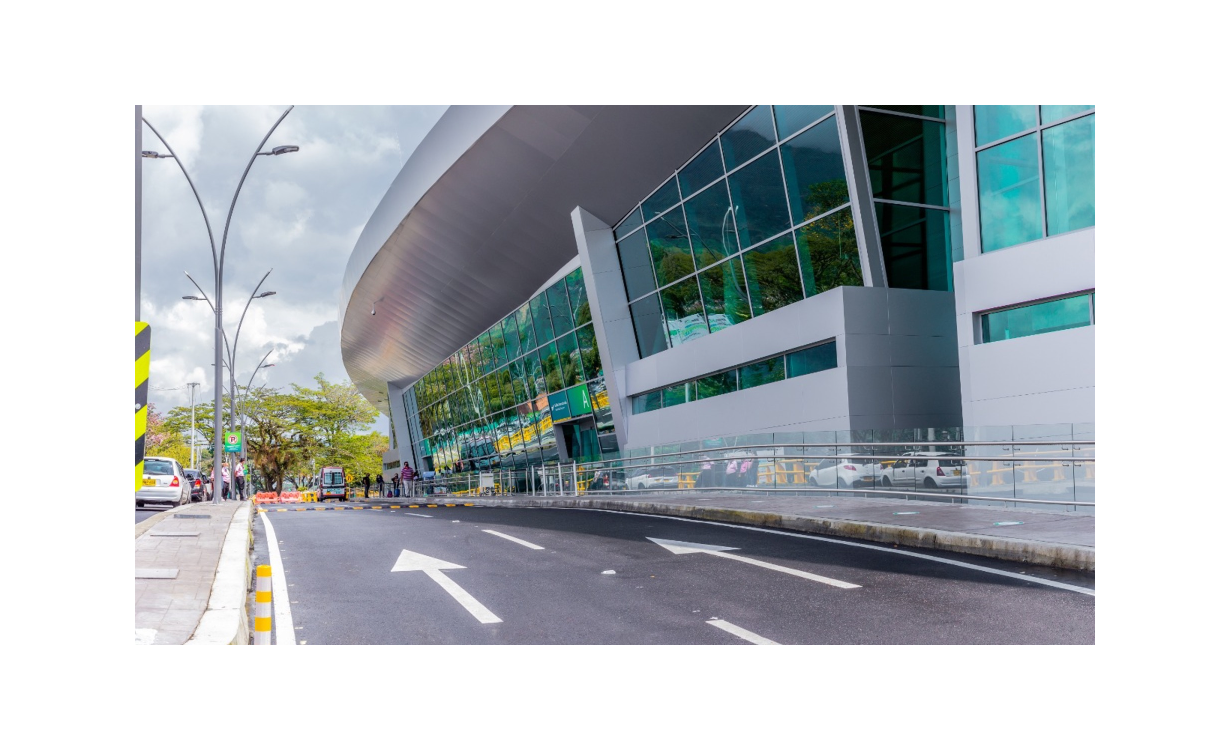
362,473,371,499
401,461,414,497
376,472,385,497
234,460,246,502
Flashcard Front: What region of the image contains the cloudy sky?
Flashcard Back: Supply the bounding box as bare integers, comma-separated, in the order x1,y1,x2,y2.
140,105,446,436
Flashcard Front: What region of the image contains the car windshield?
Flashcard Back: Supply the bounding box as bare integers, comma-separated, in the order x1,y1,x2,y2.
145,460,174,475
324,471,344,485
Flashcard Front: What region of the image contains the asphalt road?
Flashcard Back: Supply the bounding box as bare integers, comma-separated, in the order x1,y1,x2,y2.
253,503,1094,645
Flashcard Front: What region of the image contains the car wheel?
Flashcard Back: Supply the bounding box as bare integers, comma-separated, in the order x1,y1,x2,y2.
837,478,850,490
923,477,938,490
881,476,892,487
136,501,145,508
807,476,817,487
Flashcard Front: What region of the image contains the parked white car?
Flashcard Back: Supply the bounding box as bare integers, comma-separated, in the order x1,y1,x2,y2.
136,456,191,507
625,466,679,491
878,452,968,491
807,458,878,489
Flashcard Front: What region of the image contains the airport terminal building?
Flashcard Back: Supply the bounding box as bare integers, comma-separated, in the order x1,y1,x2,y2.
340,105,1094,475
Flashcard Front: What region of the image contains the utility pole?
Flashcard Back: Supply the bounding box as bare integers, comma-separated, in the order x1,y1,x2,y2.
188,382,200,468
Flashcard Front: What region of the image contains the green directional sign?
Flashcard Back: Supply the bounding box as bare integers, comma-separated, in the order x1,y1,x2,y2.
223,430,243,453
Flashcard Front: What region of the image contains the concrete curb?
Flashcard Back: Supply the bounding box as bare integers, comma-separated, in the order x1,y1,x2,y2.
187,502,254,646
478,496,1095,572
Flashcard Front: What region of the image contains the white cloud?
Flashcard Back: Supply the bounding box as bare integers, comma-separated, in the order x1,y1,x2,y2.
140,105,446,420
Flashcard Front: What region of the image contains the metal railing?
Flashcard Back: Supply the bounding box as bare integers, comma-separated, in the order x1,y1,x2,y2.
396,439,1094,509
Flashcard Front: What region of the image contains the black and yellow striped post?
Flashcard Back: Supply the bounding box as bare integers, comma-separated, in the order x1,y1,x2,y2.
135,322,151,492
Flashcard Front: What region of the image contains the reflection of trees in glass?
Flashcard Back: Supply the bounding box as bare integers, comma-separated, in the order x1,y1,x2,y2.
797,205,862,295
576,325,602,380
542,349,564,393
744,237,804,315
699,260,750,332
803,180,850,223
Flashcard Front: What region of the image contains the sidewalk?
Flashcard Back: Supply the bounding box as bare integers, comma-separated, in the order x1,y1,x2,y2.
135,500,251,645
143,491,1090,644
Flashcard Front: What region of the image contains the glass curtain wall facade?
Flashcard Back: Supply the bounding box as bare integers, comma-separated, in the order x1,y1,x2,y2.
614,105,955,361
404,267,611,473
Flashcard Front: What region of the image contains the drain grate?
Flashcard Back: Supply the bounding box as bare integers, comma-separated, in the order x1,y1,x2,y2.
176,514,212,519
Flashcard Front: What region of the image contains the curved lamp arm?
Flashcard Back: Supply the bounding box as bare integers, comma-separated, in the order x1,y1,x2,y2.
142,118,218,280
218,106,294,288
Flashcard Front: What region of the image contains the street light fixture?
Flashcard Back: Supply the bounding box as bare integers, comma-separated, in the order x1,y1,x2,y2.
143,106,297,503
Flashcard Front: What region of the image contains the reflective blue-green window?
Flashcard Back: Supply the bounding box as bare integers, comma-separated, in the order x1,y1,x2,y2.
525,350,546,398
698,256,750,334
786,342,837,377
645,206,695,286
516,303,536,356
539,341,563,393
743,233,804,315
728,151,791,248
795,207,861,297
630,294,669,358
546,279,573,336
975,105,1036,146
981,294,1092,343
575,324,602,380
1041,105,1093,125
529,293,553,347
721,106,776,170
1043,115,1095,235
615,206,643,239
617,228,658,300
501,314,521,361
660,277,709,347
738,357,785,389
566,267,591,326
876,203,952,291
861,110,947,207
508,357,528,404
643,176,682,222
977,134,1042,252
678,140,723,198
556,331,583,389
780,117,847,224
683,179,737,269
695,370,738,400
662,382,690,407
631,391,662,414
774,106,834,140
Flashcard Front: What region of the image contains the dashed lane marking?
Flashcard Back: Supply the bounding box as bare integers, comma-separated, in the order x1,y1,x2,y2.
707,619,780,645
482,529,545,550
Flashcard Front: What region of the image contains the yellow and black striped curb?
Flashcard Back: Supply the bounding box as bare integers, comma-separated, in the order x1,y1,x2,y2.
135,321,151,493
257,503,477,513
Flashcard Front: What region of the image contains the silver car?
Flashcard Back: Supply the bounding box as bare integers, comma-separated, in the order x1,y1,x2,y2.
137,456,191,508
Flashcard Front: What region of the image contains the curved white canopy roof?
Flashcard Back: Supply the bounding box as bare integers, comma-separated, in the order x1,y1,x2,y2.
340,105,748,409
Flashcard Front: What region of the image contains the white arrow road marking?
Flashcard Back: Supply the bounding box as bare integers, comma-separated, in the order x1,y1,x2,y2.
482,529,544,550
647,537,861,589
391,549,502,624
707,619,780,645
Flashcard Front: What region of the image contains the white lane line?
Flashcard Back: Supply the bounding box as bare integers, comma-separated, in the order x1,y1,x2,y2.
423,569,502,624
482,529,545,550
402,512,433,518
708,619,780,645
258,511,297,645
570,508,1095,597
710,549,859,589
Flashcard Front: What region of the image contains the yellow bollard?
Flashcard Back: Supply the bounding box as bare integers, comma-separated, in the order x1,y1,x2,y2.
1052,463,1066,481
255,564,272,646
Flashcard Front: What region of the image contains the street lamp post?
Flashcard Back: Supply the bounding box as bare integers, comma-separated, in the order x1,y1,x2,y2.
143,106,297,504
187,381,200,469
187,270,276,487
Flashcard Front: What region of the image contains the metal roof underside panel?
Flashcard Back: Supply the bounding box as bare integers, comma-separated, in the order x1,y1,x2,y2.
339,105,749,409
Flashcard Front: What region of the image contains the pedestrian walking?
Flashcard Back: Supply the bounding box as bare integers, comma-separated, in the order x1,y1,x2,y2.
362,473,371,499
